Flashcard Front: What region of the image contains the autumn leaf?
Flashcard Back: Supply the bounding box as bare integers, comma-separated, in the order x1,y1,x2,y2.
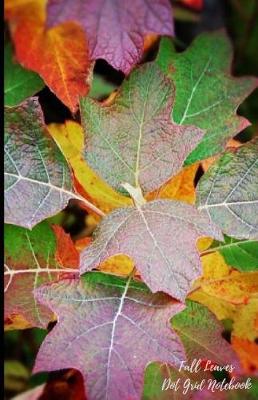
197,138,258,240
188,254,258,374
194,270,258,305
156,31,257,164
232,337,258,374
80,199,222,301
46,0,174,74
143,299,239,399
143,361,207,400
80,63,204,194
191,252,258,305
190,251,258,306
6,0,91,112
146,163,199,204
172,300,240,371
47,121,132,214
202,236,258,271
231,300,258,374
33,272,185,400
4,221,78,329
4,99,102,228
4,42,44,107
233,299,258,341
52,225,79,268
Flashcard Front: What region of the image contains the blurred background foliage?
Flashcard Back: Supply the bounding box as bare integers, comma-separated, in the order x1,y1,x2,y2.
4,0,258,398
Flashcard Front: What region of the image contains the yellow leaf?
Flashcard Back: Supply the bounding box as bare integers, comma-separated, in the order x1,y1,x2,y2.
233,299,258,341
189,290,237,321
196,271,258,305
201,252,230,279
99,255,134,276
4,313,32,331
47,121,132,214
197,236,214,252
146,163,199,204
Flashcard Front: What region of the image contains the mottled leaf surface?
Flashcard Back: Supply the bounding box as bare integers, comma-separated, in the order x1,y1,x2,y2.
156,32,257,164
80,63,204,194
143,300,241,399
172,300,241,370
80,200,222,301
4,43,44,107
197,138,258,240
47,0,174,73
4,222,78,329
4,98,97,228
208,236,258,271
33,272,185,400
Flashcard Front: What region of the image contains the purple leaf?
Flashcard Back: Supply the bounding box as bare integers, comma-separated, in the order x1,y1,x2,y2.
80,200,223,301
46,0,174,73
33,272,185,400
4,98,102,228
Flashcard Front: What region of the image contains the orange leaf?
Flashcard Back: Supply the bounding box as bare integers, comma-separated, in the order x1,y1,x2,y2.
232,337,258,374
6,0,91,112
146,163,199,204
75,237,92,252
52,225,79,269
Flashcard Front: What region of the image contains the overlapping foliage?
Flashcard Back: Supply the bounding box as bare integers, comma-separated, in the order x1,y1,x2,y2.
4,0,258,399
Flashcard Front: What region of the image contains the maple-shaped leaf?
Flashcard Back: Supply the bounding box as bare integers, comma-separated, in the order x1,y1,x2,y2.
6,0,91,112
4,222,78,329
46,0,174,74
80,199,222,301
203,236,258,272
4,42,44,107
197,138,258,240
156,31,257,164
33,272,185,400
80,63,204,194
4,98,102,228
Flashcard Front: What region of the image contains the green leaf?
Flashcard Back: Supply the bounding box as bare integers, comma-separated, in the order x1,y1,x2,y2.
80,62,203,194
89,74,117,100
4,221,78,329
156,31,257,164
4,43,44,107
171,300,240,369
208,236,258,271
197,138,258,240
